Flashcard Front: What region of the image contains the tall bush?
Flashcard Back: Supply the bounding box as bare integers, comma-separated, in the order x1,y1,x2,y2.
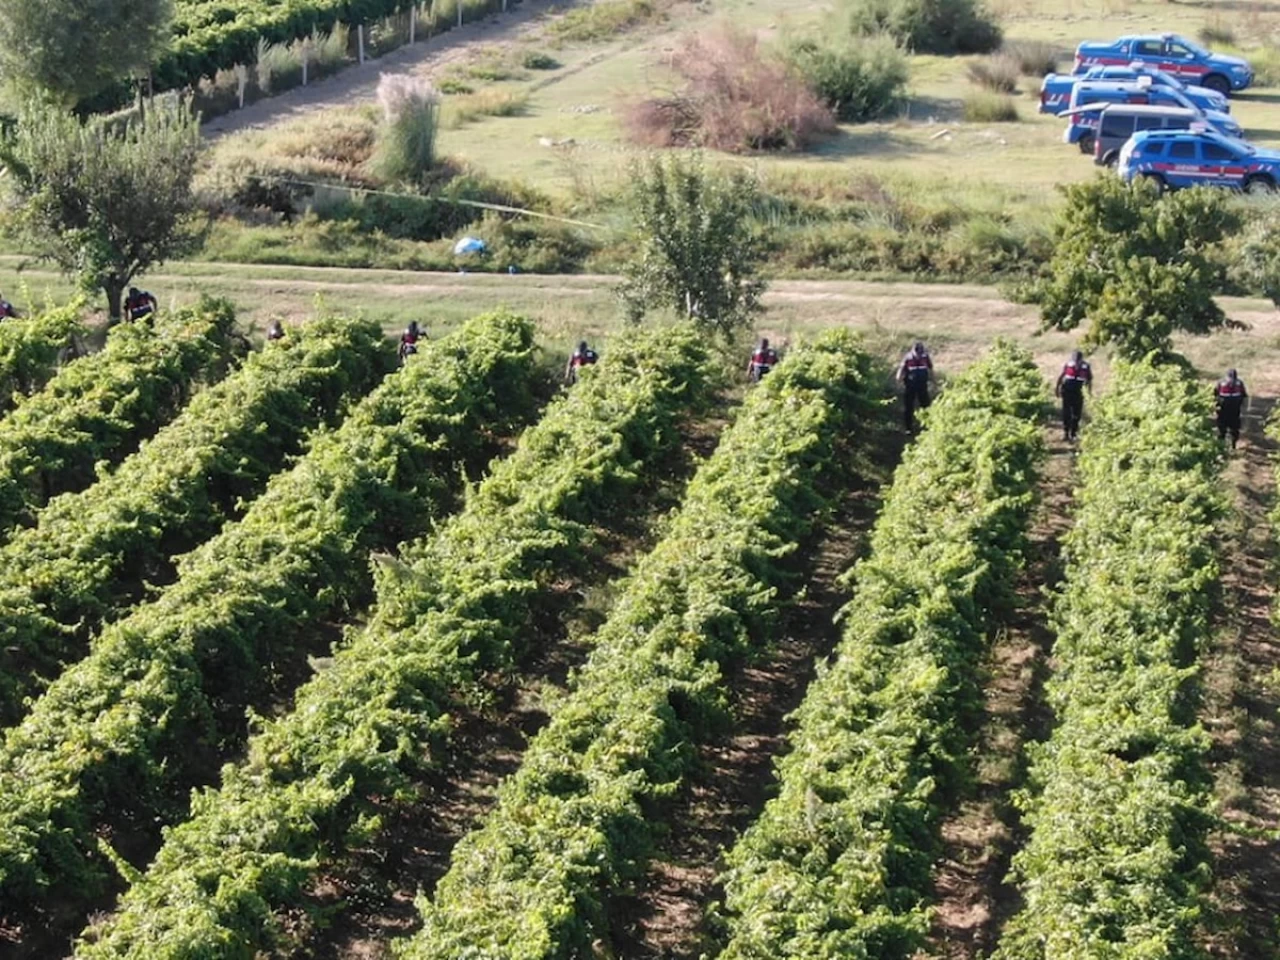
626,28,834,152
785,32,909,121
373,74,441,185
1033,177,1238,360
0,99,202,322
848,0,1002,55
618,154,767,339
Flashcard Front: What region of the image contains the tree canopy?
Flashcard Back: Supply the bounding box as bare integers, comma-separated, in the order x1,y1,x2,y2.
1034,176,1239,361
0,0,172,108
618,155,767,340
0,100,203,321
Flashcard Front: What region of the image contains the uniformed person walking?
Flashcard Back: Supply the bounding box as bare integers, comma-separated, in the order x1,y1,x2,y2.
896,341,934,432
1214,368,1248,448
1055,350,1093,442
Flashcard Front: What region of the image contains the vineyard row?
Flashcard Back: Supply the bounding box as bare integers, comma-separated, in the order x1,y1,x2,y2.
75,322,714,957
0,310,538,905
996,361,1223,959
0,311,387,724
399,329,876,958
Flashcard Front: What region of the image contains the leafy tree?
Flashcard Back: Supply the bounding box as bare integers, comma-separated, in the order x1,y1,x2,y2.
1234,206,1280,308
847,0,1001,55
0,100,203,323
1034,176,1238,360
618,155,767,339
0,0,172,108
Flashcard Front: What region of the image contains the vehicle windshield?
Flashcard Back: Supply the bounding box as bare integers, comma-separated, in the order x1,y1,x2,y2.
1175,35,1210,57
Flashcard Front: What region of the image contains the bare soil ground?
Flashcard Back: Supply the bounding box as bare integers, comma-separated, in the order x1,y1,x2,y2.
915,428,1077,960
1202,397,1280,959
606,421,906,959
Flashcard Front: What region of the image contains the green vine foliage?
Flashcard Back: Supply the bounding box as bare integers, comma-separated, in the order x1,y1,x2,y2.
995,361,1222,960
0,299,240,540
74,323,714,959
0,314,389,725
0,311,539,906
395,330,875,960
0,297,87,414
715,339,1045,960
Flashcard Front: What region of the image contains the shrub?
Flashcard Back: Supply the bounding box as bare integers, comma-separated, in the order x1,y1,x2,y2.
1233,204,1280,307
255,37,302,95
373,74,441,185
784,32,909,121
438,77,474,94
967,52,1020,91
1034,177,1239,359
522,51,561,69
618,154,766,337
626,28,834,152
1199,19,1236,45
849,0,1002,54
963,91,1019,121
446,89,529,127
1002,38,1058,75
548,0,663,44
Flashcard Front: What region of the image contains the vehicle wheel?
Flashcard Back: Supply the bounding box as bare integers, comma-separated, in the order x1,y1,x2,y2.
1078,133,1095,155
1104,152,1118,169
1202,73,1231,96
1141,172,1167,194
1244,174,1276,194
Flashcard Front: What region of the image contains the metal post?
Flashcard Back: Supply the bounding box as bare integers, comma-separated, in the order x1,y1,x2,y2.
358,24,365,63
410,5,417,43
457,0,462,29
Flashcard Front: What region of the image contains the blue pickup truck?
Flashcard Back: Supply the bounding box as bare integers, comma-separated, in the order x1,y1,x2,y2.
1039,64,1228,115
1118,128,1280,192
1073,33,1252,96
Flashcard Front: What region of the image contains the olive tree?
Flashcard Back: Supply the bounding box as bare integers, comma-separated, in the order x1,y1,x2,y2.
618,155,767,340
0,100,203,323
0,0,172,108
1034,176,1239,360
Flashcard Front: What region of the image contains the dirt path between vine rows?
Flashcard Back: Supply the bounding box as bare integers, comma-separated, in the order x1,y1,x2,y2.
283,410,726,960
915,428,1077,960
1202,397,1280,959
606,421,906,959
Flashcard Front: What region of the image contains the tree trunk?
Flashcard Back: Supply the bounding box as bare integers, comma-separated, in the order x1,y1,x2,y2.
105,281,125,327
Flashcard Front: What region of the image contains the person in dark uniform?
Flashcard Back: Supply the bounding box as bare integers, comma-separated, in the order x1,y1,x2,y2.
747,338,780,383
896,341,934,432
565,340,599,384
125,287,157,321
266,319,286,342
399,321,422,365
1055,350,1093,442
1214,368,1248,448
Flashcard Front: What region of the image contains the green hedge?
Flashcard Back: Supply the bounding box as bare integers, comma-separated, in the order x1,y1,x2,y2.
716,340,1045,960
994,362,1222,960
0,300,86,415
74,323,713,959
0,311,538,906
396,330,875,959
0,315,389,725
0,300,239,540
